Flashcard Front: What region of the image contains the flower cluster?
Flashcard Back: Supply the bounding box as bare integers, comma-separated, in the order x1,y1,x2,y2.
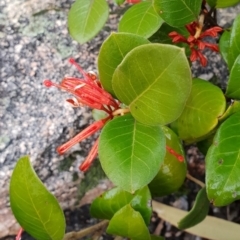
44,59,121,171
169,21,222,66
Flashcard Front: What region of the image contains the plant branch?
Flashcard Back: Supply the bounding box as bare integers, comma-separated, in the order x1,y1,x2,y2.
63,220,109,240
186,173,205,188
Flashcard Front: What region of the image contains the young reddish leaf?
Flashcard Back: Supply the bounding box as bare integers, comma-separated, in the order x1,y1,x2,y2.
68,0,108,44
226,55,240,99
206,112,240,206
99,114,166,193
170,78,226,143
98,32,149,96
112,44,192,126
149,126,187,197
10,156,65,240
90,186,152,225
153,0,201,27
178,187,210,229
118,1,164,38
107,204,151,240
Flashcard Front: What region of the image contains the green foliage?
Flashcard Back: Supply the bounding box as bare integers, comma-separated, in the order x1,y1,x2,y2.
118,1,164,38
170,78,226,143
68,0,108,44
10,156,65,240
206,112,240,206
178,187,209,229
10,1,240,239
90,186,152,224
153,0,201,27
99,114,166,193
149,126,187,197
113,44,192,125
98,32,150,96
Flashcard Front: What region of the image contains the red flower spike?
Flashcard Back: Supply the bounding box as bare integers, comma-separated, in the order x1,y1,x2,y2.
197,51,208,67
16,228,23,240
190,48,198,62
204,42,219,52
57,117,109,155
126,0,141,3
79,138,99,172
166,146,184,163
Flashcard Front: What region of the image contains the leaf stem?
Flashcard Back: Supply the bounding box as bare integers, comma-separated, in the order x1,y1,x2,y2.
63,220,109,240
186,173,205,188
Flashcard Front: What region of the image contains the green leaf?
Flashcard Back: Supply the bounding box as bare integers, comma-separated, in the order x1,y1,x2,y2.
197,134,214,156
206,112,240,206
227,15,240,70
118,1,164,38
113,0,125,5
216,0,240,8
68,0,109,44
107,204,151,240
149,126,187,197
98,32,149,96
206,0,217,7
226,55,240,99
219,101,240,123
153,0,201,27
90,186,152,225
99,114,166,193
178,187,209,230
219,30,231,65
170,78,226,143
151,235,165,240
112,43,192,125
10,156,65,240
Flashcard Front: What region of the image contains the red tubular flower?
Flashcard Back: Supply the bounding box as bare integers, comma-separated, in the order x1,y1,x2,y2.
168,20,222,67
79,137,99,172
44,59,122,172
16,228,23,240
126,0,141,3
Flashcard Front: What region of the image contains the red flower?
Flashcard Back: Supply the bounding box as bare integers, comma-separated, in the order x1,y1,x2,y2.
126,0,141,3
44,59,121,171
169,22,222,66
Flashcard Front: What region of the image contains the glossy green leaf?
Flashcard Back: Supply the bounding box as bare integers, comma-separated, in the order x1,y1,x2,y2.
219,101,240,123
197,134,214,156
98,32,149,96
99,114,166,193
68,0,108,44
149,126,187,197
227,15,240,70
153,0,201,27
107,204,151,240
206,112,240,206
178,187,209,229
118,1,164,38
170,78,226,143
216,0,240,8
219,30,231,65
226,55,240,99
10,156,65,240
112,44,192,125
90,186,152,224
206,0,217,7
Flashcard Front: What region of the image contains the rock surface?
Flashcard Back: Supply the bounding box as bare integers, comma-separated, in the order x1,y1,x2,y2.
1,0,240,238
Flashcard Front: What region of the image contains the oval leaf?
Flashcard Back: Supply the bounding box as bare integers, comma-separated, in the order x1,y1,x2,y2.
219,30,231,65
216,0,240,8
149,126,187,197
153,0,201,27
68,0,109,44
107,204,151,240
98,32,149,96
99,114,166,193
170,78,226,143
90,186,152,224
226,55,240,99
112,44,192,125
206,112,240,206
10,156,65,240
227,14,240,70
219,100,240,123
118,1,164,38
178,187,210,230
